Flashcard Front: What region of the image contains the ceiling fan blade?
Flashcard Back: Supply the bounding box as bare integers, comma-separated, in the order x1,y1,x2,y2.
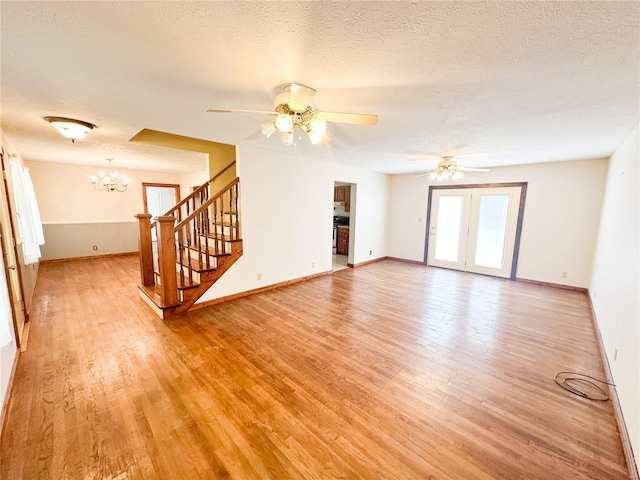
246,130,265,140
207,108,276,115
316,111,378,126
459,167,490,172
288,84,317,112
415,170,437,177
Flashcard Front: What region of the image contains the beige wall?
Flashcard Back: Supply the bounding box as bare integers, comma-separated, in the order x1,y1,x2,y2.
25,160,181,223
180,170,209,199
198,144,391,303
590,123,639,464
24,160,183,260
388,157,608,288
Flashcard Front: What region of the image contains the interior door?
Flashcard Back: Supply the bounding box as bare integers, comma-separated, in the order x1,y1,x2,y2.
427,186,524,279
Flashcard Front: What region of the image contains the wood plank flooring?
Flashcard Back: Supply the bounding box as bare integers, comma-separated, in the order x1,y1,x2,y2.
0,256,629,479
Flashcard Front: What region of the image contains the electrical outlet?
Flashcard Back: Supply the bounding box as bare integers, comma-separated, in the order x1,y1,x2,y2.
312,262,315,268
257,273,261,280
403,249,407,255
561,272,567,278
92,245,98,251
614,348,618,361
369,250,372,255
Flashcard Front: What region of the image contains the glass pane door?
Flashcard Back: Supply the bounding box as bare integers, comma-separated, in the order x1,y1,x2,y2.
474,195,509,269
434,196,463,262
427,190,472,271
466,187,521,278
427,186,523,279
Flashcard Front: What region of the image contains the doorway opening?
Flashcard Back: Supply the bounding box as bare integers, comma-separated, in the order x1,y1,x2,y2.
143,183,181,217
142,183,180,245
332,181,355,271
425,183,527,279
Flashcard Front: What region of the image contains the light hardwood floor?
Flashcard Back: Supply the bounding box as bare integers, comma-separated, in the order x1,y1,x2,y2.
0,256,629,479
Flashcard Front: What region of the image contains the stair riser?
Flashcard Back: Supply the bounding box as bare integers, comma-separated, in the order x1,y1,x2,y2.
213,224,238,237
198,236,234,252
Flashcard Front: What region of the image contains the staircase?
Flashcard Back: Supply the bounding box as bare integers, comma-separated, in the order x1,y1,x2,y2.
135,163,242,318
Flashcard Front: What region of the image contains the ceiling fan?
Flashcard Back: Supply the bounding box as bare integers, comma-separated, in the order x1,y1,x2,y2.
207,83,378,145
416,156,490,180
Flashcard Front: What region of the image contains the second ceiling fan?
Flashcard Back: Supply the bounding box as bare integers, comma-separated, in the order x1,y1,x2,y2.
416,156,490,181
207,83,378,145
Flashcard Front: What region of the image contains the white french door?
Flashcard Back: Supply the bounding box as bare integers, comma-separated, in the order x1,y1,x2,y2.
427,186,523,279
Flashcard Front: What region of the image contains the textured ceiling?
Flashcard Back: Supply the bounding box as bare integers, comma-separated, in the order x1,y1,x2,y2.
1,1,638,175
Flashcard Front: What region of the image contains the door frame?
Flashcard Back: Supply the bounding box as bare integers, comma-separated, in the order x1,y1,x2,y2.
142,183,181,215
424,182,528,280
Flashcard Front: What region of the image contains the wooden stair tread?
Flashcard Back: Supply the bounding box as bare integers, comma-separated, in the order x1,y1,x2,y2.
178,257,221,273
212,222,238,227
138,284,181,309
182,245,232,258
177,276,200,290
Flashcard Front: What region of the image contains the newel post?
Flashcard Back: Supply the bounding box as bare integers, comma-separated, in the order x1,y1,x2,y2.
156,215,179,306
135,213,154,287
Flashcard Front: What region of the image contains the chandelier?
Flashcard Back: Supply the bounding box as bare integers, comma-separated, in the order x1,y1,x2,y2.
259,104,327,145
44,116,95,142
90,159,129,192
429,158,464,181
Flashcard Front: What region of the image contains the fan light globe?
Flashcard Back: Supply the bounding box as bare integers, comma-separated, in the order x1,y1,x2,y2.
307,129,324,145
281,132,293,146
308,116,327,135
275,114,293,132
260,122,277,138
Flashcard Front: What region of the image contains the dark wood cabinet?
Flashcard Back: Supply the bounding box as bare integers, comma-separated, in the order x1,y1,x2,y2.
334,186,351,212
337,226,349,255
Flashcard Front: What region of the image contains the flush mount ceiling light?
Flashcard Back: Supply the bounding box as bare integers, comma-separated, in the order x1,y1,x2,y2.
90,158,129,192
208,83,377,146
44,116,95,142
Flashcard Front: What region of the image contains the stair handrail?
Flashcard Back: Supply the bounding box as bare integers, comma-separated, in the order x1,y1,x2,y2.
158,160,236,223
174,177,239,233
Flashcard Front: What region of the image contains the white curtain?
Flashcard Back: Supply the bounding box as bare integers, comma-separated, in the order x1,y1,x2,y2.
10,159,45,265
23,167,45,245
